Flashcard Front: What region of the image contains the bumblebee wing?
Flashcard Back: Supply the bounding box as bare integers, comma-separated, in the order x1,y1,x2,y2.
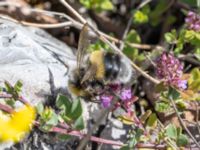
77,23,89,70
81,65,97,84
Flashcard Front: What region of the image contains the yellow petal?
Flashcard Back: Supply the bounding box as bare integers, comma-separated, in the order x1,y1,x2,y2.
0,105,36,143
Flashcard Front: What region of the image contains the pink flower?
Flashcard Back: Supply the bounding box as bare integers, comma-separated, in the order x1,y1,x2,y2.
177,80,187,90
120,88,132,101
156,52,184,89
100,95,113,108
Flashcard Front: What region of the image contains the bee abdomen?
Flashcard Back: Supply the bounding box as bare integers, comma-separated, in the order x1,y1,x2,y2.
104,52,121,80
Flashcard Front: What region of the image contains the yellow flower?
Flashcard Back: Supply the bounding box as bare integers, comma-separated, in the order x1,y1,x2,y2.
0,105,36,143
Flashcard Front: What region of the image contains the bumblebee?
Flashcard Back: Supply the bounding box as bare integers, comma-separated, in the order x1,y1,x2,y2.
68,24,132,98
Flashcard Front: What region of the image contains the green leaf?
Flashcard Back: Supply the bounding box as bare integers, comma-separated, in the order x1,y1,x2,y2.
74,116,84,130
100,0,113,10
70,99,83,120
125,30,141,43
88,40,112,52
168,87,180,100
155,101,170,112
133,10,149,24
6,99,15,108
4,81,14,95
177,134,189,146
174,39,184,54
165,31,177,44
79,0,91,8
61,115,73,123
79,0,113,11
123,30,142,61
165,124,177,140
41,107,53,121
184,30,195,41
56,94,72,114
14,80,23,93
188,68,200,92
194,47,200,61
147,113,157,127
46,111,59,126
36,102,44,115
4,81,19,99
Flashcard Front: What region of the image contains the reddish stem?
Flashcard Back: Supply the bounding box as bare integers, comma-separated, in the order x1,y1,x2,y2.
33,121,123,146
0,93,12,98
0,103,14,113
18,96,30,105
0,93,30,105
51,126,124,146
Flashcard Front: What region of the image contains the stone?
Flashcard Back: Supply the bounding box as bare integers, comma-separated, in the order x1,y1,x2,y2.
0,18,76,104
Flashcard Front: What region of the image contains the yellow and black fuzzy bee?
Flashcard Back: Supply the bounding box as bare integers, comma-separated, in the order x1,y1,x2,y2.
68,24,132,98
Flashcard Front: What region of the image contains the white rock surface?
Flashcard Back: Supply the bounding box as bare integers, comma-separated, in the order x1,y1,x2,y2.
0,18,76,104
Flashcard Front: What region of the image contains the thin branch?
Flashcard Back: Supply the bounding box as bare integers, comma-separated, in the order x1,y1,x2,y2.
126,42,163,50
170,98,200,148
178,54,200,66
20,21,72,28
0,2,163,51
60,0,86,24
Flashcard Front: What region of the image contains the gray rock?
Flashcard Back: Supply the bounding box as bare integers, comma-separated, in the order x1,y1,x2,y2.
0,18,76,104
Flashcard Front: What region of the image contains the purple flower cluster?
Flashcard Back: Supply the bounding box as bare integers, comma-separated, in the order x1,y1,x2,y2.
185,11,200,32
156,52,187,89
99,84,135,108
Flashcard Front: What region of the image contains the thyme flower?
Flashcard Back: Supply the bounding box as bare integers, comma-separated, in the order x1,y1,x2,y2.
156,52,186,89
100,84,135,109
100,95,113,108
185,11,200,32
